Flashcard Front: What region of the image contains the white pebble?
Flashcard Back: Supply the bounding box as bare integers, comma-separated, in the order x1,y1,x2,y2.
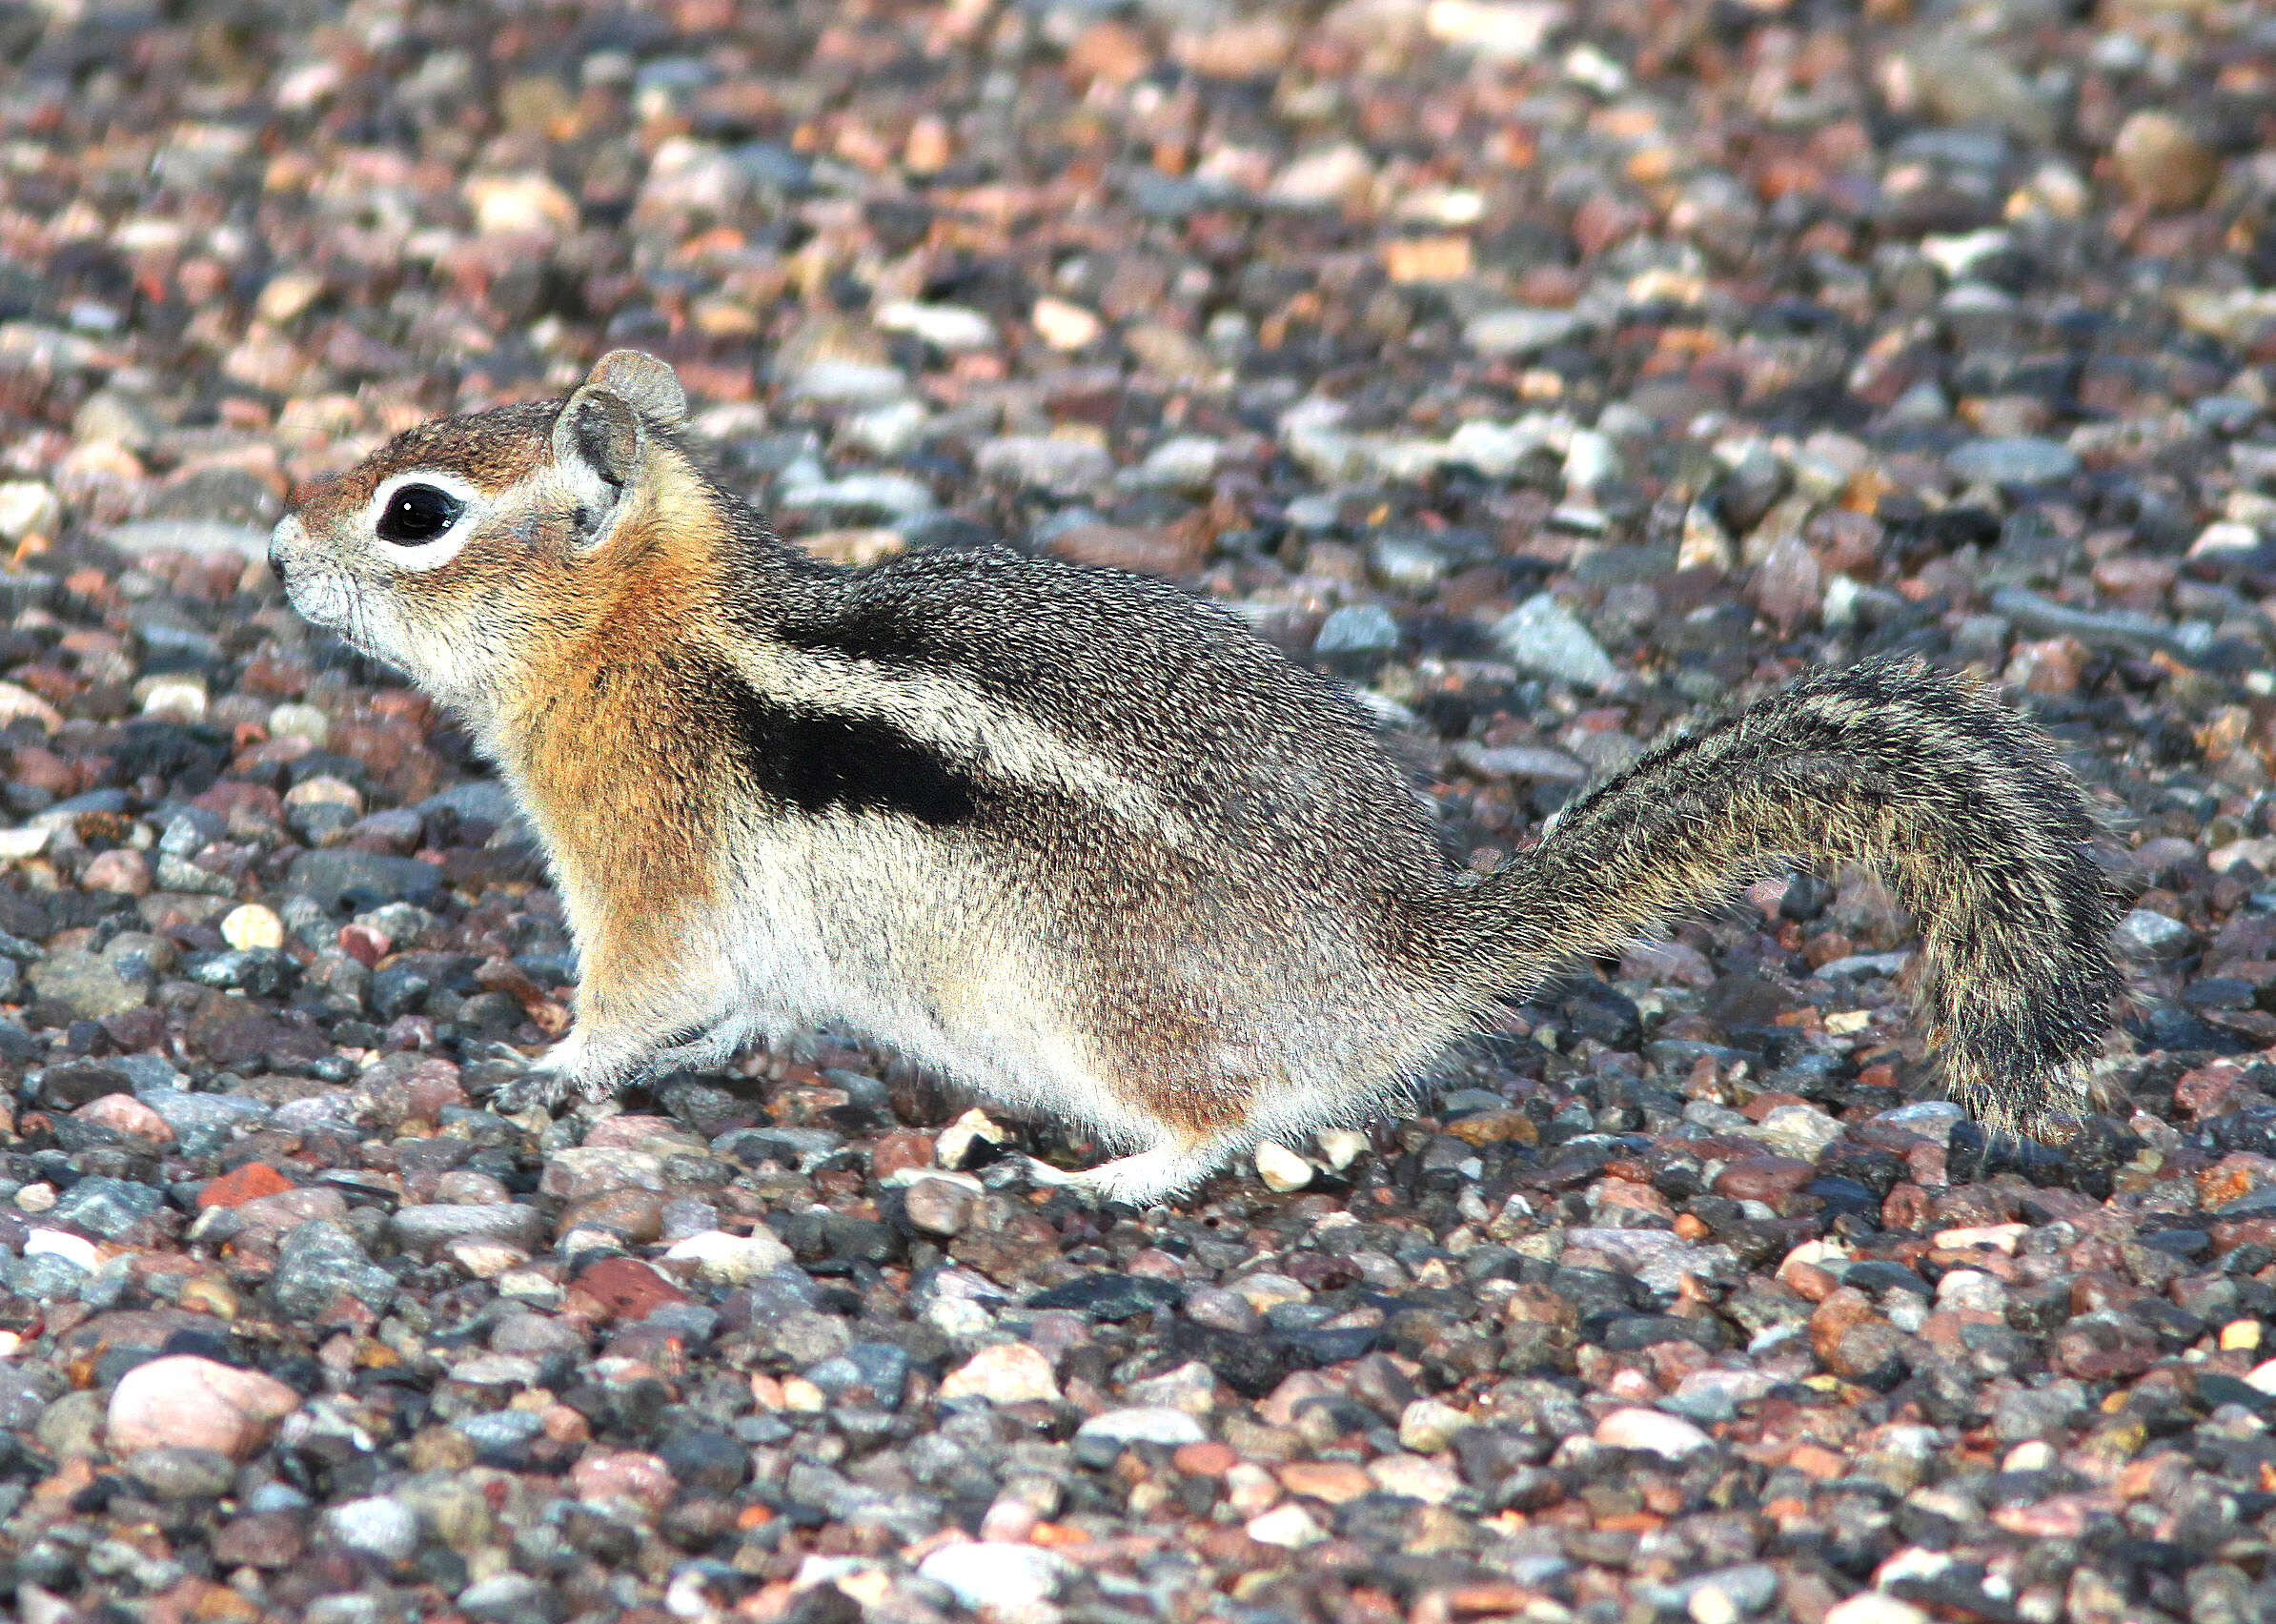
2002,1440,2053,1472
1253,1141,1313,1192
1398,1397,1476,1453
1595,1406,1714,1459
220,903,284,952
267,703,330,744
1075,1407,1207,1448
874,301,995,352
1822,1597,1930,1624
661,1228,792,1285
934,1106,1008,1170
1314,1127,1369,1170
1032,296,1102,351
1245,1503,1327,1547
939,1342,1059,1405
23,1229,98,1271
917,1542,1068,1614
321,1494,422,1563
137,678,207,720
0,481,59,542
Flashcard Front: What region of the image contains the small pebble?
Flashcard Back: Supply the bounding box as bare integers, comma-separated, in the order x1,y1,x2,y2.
1595,1407,1714,1459
220,903,285,951
660,1228,792,1284
1253,1141,1313,1192
917,1543,1068,1614
939,1342,1059,1405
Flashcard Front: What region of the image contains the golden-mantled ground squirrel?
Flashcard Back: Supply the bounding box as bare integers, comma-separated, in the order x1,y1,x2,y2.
269,351,2117,1203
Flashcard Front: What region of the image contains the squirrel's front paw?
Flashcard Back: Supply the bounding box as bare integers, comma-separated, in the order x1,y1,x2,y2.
485,1031,624,1115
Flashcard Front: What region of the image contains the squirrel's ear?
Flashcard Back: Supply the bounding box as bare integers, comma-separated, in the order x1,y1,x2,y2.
552,385,645,491
585,350,685,429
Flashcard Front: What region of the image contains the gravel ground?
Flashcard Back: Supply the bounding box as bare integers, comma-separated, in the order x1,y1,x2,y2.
0,1,2269,1621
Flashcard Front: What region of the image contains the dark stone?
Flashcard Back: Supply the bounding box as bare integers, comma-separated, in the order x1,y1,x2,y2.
369,965,434,1020
186,949,300,998
1283,1324,1383,1366
1557,979,1641,1048
802,1341,909,1411
1592,1312,1728,1351
284,849,446,916
1026,1273,1181,1321
266,1220,396,1321
1165,1318,1294,1399
1843,1260,1931,1297
37,1058,139,1109
659,1430,749,1495
50,1177,165,1241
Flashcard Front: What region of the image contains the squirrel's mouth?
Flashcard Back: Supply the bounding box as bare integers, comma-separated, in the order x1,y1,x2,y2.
277,566,356,637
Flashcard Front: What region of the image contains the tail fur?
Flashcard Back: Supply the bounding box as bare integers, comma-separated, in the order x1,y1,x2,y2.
1456,657,2116,1134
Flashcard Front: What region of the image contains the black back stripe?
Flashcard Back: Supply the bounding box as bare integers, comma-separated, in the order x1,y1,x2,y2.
692,661,981,828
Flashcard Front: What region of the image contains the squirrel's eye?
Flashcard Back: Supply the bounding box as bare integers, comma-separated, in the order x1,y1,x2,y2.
376,483,463,546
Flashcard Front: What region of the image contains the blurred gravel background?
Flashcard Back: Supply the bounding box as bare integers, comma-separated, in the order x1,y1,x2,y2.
0,0,2270,1621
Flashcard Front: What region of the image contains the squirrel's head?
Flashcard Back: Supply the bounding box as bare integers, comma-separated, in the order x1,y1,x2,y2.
269,349,694,704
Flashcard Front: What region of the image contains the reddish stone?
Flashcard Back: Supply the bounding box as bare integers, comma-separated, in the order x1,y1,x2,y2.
77,1093,173,1144
1881,1183,1934,1231
2212,1217,2276,1256
557,1189,664,1245
1782,1261,1839,1303
192,781,286,823
1172,1441,1235,1477
581,1114,681,1149
337,924,389,967
1787,1443,1846,1480
871,1130,935,1182
103,1007,168,1053
2052,1312,2158,1380
2199,1153,2276,1210
1277,1459,1375,1502
2176,1062,2254,1122
1808,1288,1876,1361
2069,1270,2144,1315
212,1511,307,1568
1592,1177,1675,1221
8,744,79,797
237,647,312,697
1714,1155,1816,1205
1808,1287,1908,1383
198,1163,294,1209
571,1257,689,1323
1047,521,1209,581
1904,1141,1948,1187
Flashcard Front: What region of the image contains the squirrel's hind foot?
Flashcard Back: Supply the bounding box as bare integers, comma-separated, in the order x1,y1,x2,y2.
1072,1134,1244,1207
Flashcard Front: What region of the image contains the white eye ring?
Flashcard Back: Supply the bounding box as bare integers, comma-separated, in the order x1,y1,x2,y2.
363,471,482,571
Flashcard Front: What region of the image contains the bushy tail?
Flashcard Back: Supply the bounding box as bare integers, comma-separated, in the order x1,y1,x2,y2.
1459,658,2116,1133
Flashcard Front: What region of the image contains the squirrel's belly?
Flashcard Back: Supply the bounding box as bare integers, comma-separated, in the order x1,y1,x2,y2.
711,830,1109,1082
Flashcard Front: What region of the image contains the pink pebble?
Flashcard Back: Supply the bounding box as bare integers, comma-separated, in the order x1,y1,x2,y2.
108,1355,299,1459
75,1093,173,1145
569,1447,676,1511
81,848,152,896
